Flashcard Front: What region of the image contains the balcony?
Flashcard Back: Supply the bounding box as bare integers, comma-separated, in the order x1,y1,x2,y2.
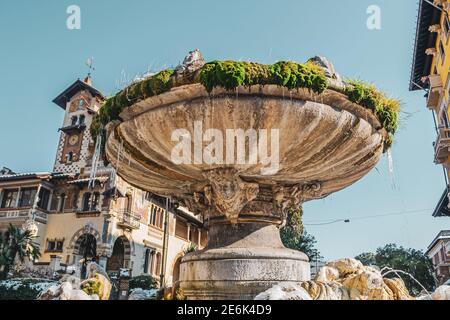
427,74,443,110
434,128,450,164
0,207,48,224
116,209,140,230
75,208,101,218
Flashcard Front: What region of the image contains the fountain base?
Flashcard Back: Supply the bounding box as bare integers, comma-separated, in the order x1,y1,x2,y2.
179,223,310,300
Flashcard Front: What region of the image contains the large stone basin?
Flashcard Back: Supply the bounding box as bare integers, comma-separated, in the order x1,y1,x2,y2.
105,83,386,299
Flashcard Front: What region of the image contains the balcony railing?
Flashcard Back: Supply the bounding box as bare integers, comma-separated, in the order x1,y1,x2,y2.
116,209,141,230
0,207,48,223
434,128,450,164
75,208,101,217
427,74,443,110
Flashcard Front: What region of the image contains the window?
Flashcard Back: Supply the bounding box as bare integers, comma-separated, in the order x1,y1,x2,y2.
155,252,161,276
67,152,74,163
445,15,450,42
38,188,50,210
190,226,198,244
82,192,91,212
58,193,66,212
18,188,37,207
46,239,64,252
175,219,188,240
79,115,85,125
91,192,100,211
148,205,163,228
76,99,86,111
144,249,155,274
440,40,446,65
1,189,19,208
71,116,78,126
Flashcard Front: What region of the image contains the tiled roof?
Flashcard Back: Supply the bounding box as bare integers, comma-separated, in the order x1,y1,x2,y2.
426,230,450,253
0,172,71,181
52,79,105,109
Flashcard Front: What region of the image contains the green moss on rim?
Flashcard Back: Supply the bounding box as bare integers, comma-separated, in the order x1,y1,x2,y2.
91,60,399,153
198,60,327,94
344,80,400,151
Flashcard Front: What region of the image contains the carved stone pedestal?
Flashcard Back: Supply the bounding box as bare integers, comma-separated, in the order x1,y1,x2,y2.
180,222,310,300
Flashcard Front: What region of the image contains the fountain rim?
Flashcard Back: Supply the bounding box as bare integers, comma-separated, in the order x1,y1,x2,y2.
115,82,388,141
104,82,386,202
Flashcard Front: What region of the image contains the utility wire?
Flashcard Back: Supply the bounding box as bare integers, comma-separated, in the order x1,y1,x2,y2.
304,208,432,226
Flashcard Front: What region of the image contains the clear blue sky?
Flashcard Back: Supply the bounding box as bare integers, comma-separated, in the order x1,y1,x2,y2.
0,0,448,260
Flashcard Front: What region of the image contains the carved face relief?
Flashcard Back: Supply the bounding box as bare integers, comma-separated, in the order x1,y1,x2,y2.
204,169,259,223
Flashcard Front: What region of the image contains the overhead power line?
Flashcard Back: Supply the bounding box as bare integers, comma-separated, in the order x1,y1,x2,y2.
303,208,432,226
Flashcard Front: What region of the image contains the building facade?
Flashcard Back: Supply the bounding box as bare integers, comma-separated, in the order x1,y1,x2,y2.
0,76,206,286
411,0,450,217
426,230,450,285
411,0,450,283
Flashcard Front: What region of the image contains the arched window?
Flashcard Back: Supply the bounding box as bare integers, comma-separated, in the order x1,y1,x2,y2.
67,152,74,163
79,115,85,125
71,116,78,126
144,248,154,274
82,192,91,212
155,252,162,276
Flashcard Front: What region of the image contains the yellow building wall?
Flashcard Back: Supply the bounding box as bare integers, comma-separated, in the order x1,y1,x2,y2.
429,2,450,167
43,213,105,264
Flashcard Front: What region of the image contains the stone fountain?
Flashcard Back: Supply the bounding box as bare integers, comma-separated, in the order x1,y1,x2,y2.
101,51,393,299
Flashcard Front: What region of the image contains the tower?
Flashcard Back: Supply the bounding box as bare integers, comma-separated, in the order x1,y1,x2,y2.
52,76,105,175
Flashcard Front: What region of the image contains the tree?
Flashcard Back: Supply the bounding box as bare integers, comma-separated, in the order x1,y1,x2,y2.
0,224,41,280
355,243,436,295
280,206,323,261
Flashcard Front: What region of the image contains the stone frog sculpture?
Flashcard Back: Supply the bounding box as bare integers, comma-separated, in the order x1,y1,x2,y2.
38,262,112,300
255,258,413,300
308,56,344,88
175,49,205,74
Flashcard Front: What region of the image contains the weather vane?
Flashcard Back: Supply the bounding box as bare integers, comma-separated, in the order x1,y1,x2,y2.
85,57,95,76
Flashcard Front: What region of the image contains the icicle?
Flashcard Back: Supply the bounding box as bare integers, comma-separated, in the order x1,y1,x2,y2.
88,131,103,190
387,148,397,190
112,139,124,199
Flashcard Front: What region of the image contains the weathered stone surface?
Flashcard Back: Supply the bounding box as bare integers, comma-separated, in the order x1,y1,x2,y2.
431,285,450,300
37,263,112,300
255,259,415,300
106,84,384,225
180,224,310,300
104,83,385,299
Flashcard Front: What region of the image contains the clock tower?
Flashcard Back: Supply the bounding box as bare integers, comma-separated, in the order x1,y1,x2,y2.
52,76,105,175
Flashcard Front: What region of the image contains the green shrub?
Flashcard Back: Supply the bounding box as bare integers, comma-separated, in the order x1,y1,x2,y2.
0,278,56,300
129,274,159,291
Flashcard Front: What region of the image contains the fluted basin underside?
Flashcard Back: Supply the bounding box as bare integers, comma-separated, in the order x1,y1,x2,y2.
106,84,384,217
104,83,386,299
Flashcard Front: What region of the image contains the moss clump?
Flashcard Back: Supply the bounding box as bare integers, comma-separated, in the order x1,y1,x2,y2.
199,60,327,94
345,80,400,151
91,69,174,140
200,61,247,92
269,61,327,93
